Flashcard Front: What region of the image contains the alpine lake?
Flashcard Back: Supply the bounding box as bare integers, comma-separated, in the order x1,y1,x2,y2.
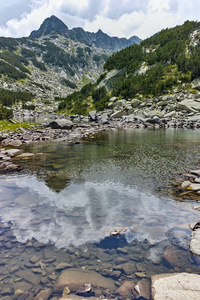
1,127,200,299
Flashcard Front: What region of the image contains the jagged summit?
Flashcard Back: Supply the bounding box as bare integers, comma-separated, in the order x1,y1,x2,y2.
30,15,69,38
29,15,141,52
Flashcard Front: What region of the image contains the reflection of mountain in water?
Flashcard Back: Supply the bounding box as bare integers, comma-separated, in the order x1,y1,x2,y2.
44,171,71,193
0,175,198,250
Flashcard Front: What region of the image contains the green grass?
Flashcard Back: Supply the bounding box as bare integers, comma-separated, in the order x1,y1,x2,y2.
0,121,34,132
82,75,92,85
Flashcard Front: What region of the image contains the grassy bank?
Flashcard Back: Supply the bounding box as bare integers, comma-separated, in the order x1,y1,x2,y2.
0,120,34,133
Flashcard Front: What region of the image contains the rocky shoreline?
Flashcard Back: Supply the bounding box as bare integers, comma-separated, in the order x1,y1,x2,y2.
2,114,200,173
1,114,200,173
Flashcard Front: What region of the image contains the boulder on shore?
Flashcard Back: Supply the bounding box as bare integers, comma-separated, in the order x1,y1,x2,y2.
46,119,73,129
151,273,200,300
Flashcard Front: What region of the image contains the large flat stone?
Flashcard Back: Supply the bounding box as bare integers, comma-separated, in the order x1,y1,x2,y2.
178,99,200,112
151,273,200,300
53,268,115,293
17,269,40,286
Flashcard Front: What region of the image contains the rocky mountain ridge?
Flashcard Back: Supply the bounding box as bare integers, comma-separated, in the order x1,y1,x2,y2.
0,34,111,113
30,15,141,52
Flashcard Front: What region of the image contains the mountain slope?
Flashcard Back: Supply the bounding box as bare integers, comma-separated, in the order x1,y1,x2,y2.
101,20,200,98
30,15,141,52
58,20,200,118
0,34,110,113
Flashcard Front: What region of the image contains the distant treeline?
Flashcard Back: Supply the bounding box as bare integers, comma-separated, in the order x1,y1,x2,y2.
0,89,34,107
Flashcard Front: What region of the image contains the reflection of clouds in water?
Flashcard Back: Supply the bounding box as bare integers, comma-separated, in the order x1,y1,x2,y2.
0,175,198,249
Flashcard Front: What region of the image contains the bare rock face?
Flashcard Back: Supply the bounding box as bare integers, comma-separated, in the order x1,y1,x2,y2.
53,268,115,293
46,119,73,130
151,273,200,300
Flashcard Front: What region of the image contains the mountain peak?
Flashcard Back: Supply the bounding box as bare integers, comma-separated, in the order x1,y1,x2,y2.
30,15,69,38
29,16,141,52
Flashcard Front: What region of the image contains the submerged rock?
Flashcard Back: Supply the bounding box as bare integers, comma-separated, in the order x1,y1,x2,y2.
53,268,115,293
117,280,135,298
35,288,52,300
151,273,200,300
76,283,93,295
133,278,151,299
55,263,73,271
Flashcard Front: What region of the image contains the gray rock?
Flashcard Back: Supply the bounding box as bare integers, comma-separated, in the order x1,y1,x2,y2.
113,99,127,109
190,183,200,191
190,169,200,176
109,96,117,102
17,269,40,285
117,280,135,298
47,119,73,129
178,99,200,112
16,153,34,158
163,246,187,267
88,111,97,121
5,149,21,157
55,263,72,271
22,134,32,141
134,279,151,299
181,181,191,190
35,289,52,300
191,78,200,90
13,282,33,292
116,262,136,275
190,227,200,255
13,289,24,300
110,110,126,118
53,268,115,293
76,283,93,295
164,111,176,118
6,140,22,147
151,273,200,300
131,99,141,108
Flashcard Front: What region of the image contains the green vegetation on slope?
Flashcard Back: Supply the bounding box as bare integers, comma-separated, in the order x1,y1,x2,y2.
43,41,75,76
103,20,200,98
0,89,34,107
58,20,200,114
58,83,95,115
0,105,13,120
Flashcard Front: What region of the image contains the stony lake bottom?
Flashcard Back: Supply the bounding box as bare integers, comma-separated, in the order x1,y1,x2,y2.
1,127,200,299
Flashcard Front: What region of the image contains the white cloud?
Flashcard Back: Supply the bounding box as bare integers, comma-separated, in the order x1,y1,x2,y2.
0,0,199,39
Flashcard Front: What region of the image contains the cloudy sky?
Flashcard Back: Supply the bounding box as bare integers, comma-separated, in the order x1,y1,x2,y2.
0,0,199,40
